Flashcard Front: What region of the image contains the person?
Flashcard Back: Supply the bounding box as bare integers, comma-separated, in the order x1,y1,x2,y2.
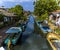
56,17,60,28
49,15,53,20
7,39,11,50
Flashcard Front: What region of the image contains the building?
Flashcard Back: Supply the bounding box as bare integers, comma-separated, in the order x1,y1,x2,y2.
23,10,31,16
0,7,17,23
49,10,60,27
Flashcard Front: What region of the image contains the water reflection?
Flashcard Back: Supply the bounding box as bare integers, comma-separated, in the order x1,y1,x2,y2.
21,15,34,42
13,15,52,50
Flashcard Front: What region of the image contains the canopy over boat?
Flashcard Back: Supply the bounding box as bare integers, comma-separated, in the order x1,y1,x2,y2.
5,27,22,33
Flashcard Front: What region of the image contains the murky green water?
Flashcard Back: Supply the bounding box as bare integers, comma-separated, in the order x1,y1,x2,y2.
12,33,52,50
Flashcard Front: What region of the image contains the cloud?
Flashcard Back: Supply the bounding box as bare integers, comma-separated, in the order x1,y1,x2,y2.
0,0,35,2
0,0,36,6
0,1,3,5
0,0,35,11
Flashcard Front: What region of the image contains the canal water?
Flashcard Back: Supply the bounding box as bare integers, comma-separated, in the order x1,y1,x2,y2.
13,15,52,50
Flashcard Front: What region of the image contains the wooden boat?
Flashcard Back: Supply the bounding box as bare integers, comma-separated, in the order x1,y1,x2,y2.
35,21,52,38
4,27,22,45
47,33,60,50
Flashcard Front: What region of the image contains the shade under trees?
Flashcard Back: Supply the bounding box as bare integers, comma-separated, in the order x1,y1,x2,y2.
0,14,4,21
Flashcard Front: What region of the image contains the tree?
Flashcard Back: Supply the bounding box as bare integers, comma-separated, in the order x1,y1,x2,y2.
9,5,23,18
9,8,14,12
34,0,60,16
0,14,4,21
14,5,23,16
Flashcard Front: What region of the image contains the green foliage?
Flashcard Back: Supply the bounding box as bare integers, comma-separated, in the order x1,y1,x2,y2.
0,14,4,21
40,13,48,20
34,0,59,16
0,24,4,28
9,5,23,17
36,13,48,21
55,28,60,34
14,5,23,16
9,8,14,12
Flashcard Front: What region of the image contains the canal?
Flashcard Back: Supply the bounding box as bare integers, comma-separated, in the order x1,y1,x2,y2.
12,15,52,50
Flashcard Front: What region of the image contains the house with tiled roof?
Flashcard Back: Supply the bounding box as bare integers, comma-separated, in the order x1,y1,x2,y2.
0,7,18,23
0,7,19,27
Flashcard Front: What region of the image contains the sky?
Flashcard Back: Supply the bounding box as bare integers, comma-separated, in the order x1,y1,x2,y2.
0,0,36,12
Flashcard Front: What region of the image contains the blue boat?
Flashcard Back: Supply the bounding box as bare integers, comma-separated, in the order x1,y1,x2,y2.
4,27,22,45
36,21,52,37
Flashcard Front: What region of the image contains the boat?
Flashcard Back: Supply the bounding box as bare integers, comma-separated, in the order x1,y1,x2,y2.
19,23,27,32
16,20,27,32
4,27,22,45
47,33,60,50
35,20,52,38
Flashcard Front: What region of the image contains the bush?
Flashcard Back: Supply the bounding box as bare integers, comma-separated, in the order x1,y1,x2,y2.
36,13,48,21
16,22,20,26
0,24,4,28
55,28,60,34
